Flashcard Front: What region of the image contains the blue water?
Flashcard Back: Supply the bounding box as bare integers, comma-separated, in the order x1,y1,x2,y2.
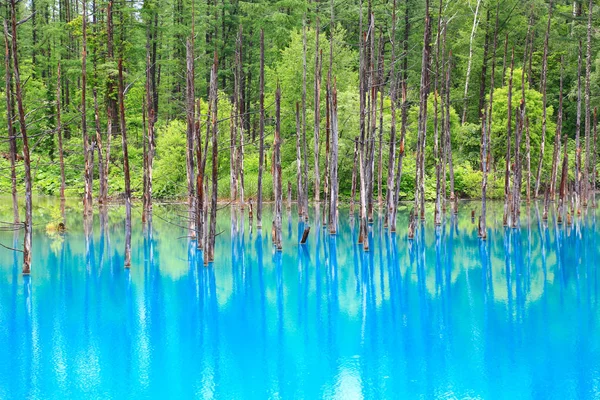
1,198,599,399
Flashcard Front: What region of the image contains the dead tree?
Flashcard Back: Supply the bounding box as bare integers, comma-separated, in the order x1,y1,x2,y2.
314,11,322,204
4,23,18,224
503,48,515,226
557,133,568,223
593,108,598,206
56,63,66,220
549,58,563,202
144,26,156,217
329,80,339,234
117,59,132,267
480,2,499,239
257,29,265,228
583,0,593,206
446,51,457,215
415,0,432,220
235,26,246,209
295,103,304,217
205,54,219,265
8,2,33,274
350,137,359,216
185,37,196,238
533,0,553,198
273,84,283,250
575,41,582,212
433,0,443,226
385,0,398,229
82,0,93,215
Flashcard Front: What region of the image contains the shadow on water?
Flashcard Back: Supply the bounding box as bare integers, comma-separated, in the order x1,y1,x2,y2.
1,198,600,398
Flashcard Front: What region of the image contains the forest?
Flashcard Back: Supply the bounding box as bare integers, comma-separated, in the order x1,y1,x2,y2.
0,0,599,272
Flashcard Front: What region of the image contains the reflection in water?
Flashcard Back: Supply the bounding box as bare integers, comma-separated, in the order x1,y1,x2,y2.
1,200,600,398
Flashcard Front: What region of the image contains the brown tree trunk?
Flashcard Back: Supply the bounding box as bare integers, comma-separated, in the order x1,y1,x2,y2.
534,1,553,199
583,0,593,206
549,58,563,203
295,103,304,218
350,137,359,216
118,58,131,267
186,37,196,238
575,41,583,212
257,29,265,228
4,23,18,224
205,53,219,265
329,80,339,234
273,84,283,250
503,48,515,226
314,20,321,204
56,63,66,221
8,1,33,274
82,0,93,215
384,0,397,230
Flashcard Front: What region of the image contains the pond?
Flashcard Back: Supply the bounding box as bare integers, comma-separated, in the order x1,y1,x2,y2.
0,198,599,399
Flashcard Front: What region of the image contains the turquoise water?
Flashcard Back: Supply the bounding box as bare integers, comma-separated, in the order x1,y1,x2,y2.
1,198,599,399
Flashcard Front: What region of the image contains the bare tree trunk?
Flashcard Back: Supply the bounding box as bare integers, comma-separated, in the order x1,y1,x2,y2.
480,2,499,239
93,88,104,206
82,0,93,215
367,13,376,223
549,58,563,202
480,109,488,239
503,48,515,226
433,0,443,226
145,25,156,218
557,133,568,223
205,54,219,265
56,63,65,221
501,32,508,88
593,108,598,207
329,80,339,234
235,26,245,208
391,0,412,228
415,0,432,221
287,181,292,210
273,84,283,250
461,0,483,124
525,115,531,204
257,30,265,228
350,137,359,216
357,0,368,247
583,0,593,207
4,25,18,224
117,58,132,267
314,20,322,204
185,37,196,238
446,51,457,215
385,0,397,229
534,0,553,198
295,103,304,217
377,32,384,209
8,2,33,274
575,40,583,213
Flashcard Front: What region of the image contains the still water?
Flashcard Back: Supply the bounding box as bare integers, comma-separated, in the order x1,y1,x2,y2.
0,198,599,399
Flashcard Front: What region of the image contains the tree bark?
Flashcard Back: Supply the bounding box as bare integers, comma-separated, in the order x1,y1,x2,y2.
82,0,93,215
534,1,553,199
329,80,339,234
205,54,219,265
8,3,32,274
118,58,131,267
295,103,304,218
583,0,593,206
257,29,265,228
575,41,583,212
273,84,283,250
503,48,515,226
185,37,196,238
4,22,18,224
385,0,397,229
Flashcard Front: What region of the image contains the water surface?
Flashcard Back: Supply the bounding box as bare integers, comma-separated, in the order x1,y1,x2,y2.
0,198,599,399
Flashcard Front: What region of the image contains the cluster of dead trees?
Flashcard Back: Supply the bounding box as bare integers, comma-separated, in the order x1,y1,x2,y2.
3,0,599,275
